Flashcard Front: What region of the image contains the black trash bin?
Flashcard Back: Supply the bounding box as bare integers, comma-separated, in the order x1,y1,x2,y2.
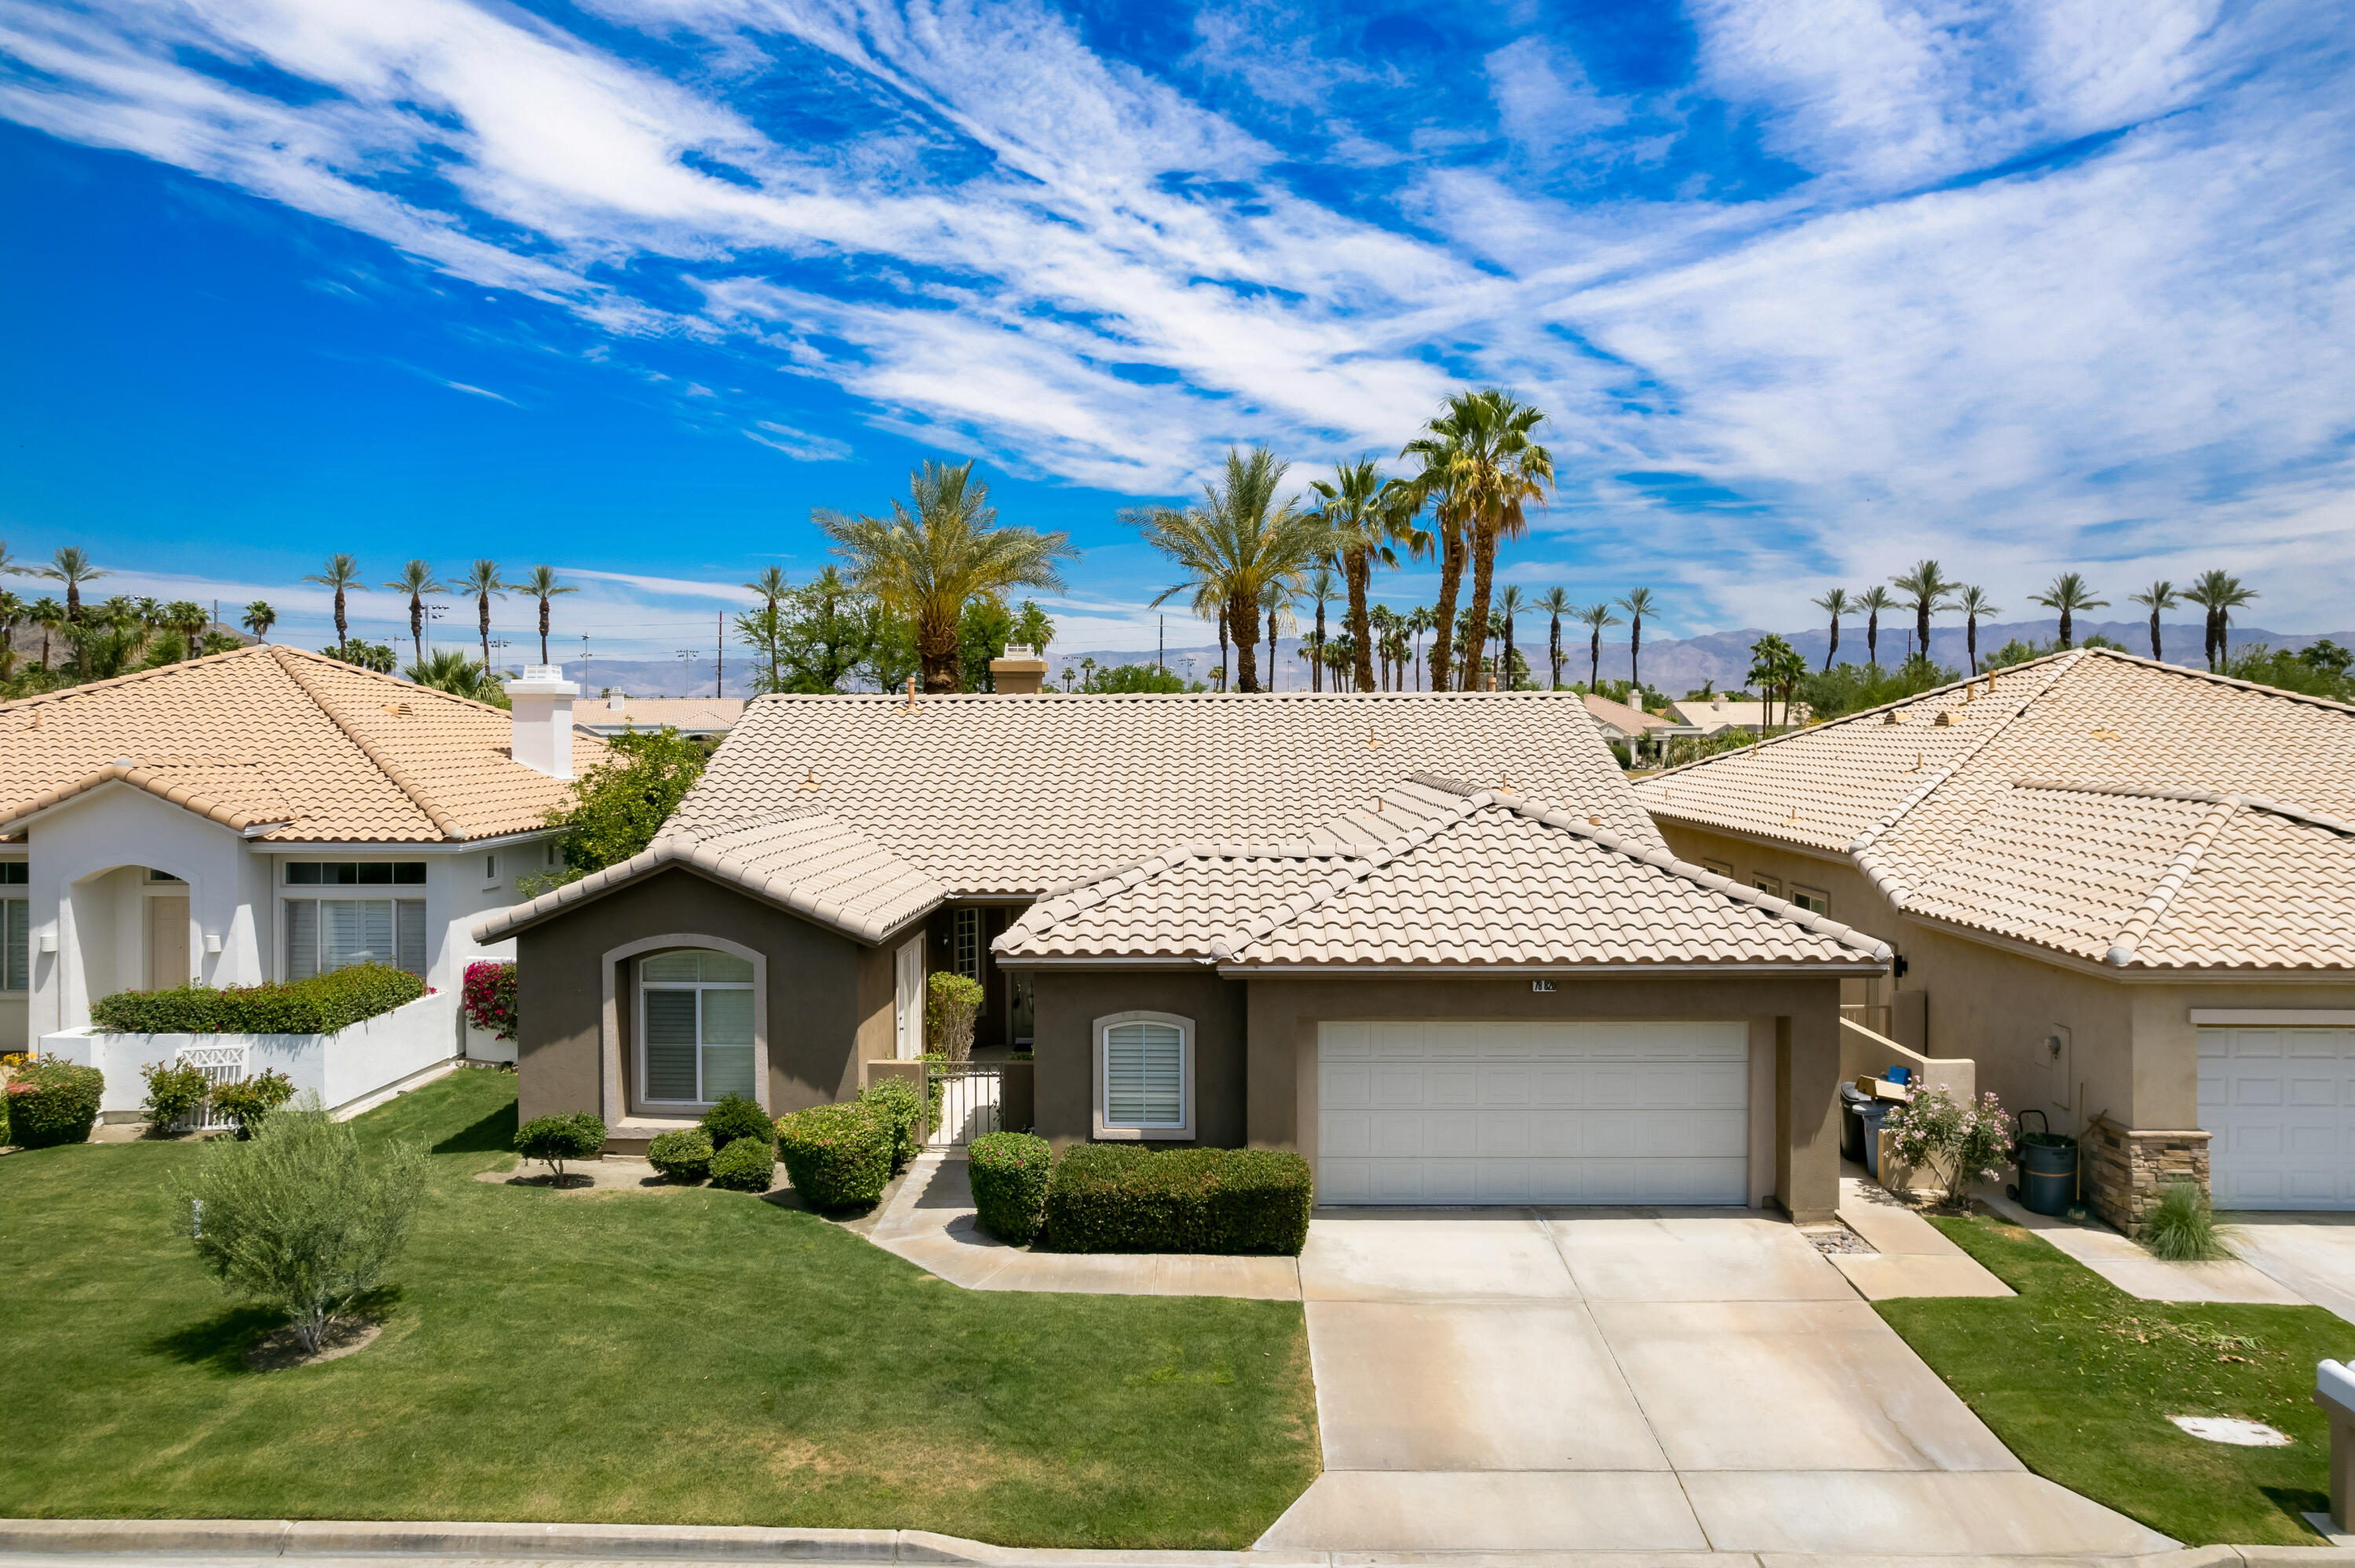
2016,1109,2078,1216
1839,1082,1871,1165
1857,1097,1893,1180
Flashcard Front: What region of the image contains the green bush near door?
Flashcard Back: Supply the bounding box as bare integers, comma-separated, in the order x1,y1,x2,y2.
969,1131,1052,1243
774,1102,891,1211
1043,1146,1312,1256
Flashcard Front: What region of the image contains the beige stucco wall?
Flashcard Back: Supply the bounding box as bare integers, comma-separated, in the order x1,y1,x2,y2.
1029,968,1247,1147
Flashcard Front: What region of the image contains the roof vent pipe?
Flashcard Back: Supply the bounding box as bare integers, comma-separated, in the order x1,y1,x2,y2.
505,664,578,780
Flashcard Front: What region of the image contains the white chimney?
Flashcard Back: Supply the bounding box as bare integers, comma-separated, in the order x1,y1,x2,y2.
608,691,627,713
505,665,578,779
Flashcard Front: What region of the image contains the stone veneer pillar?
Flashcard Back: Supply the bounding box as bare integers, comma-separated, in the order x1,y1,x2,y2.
2085,1121,2212,1234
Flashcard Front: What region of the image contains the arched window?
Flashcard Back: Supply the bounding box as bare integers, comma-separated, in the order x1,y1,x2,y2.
1095,1011,1192,1140
639,948,755,1105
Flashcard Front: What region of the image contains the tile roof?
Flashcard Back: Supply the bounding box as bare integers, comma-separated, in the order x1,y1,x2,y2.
584,697,745,732
998,775,1888,970
0,645,602,843
473,808,943,946
672,689,1662,895
1634,648,2355,970
1583,692,1676,735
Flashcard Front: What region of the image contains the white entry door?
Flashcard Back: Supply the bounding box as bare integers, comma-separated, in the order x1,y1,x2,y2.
1317,1020,1750,1205
893,937,924,1060
2200,1026,2355,1209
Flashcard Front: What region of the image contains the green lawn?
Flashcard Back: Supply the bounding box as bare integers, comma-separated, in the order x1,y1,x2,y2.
1879,1212,2355,1546
0,1070,1317,1548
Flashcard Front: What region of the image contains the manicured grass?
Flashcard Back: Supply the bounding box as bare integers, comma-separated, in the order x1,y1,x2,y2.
1879,1212,2355,1546
0,1070,1318,1547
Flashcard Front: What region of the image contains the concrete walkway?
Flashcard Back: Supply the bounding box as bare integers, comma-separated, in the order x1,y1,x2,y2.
864,1152,1299,1299
1255,1206,2171,1556
1830,1169,2015,1299
1981,1192,2309,1305
2226,1212,2355,1326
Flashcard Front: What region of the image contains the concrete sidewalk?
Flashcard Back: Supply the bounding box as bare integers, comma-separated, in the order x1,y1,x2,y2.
1981,1192,2308,1305
1827,1169,2014,1300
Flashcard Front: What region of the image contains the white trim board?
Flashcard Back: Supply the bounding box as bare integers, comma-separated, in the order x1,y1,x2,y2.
2191,1009,2355,1026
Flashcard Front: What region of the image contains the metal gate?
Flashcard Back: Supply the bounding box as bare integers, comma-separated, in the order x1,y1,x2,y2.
928,1063,1003,1148
177,1042,250,1132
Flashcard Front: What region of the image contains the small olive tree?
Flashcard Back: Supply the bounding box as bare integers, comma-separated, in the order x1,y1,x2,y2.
173,1100,429,1353
514,1111,606,1181
1882,1088,2014,1209
926,972,984,1063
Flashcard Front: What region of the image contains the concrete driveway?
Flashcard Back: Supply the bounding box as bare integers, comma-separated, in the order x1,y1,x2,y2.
1256,1207,2174,1555
2228,1212,2355,1326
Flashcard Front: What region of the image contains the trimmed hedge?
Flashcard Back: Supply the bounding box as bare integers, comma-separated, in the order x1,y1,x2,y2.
774,1102,891,1212
859,1078,923,1169
5,1061,105,1148
709,1135,776,1192
969,1131,1052,1244
699,1092,773,1153
89,964,425,1036
1042,1145,1313,1256
646,1127,713,1182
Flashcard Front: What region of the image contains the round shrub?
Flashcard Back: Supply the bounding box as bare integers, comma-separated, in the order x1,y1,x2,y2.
208,1071,296,1139
968,1131,1052,1244
514,1110,606,1180
699,1092,774,1152
646,1127,713,1182
141,1059,214,1132
775,1102,891,1212
858,1078,924,1169
5,1061,104,1148
709,1134,776,1193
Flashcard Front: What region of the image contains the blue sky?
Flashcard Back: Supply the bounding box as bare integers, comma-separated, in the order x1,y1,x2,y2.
1,0,2350,658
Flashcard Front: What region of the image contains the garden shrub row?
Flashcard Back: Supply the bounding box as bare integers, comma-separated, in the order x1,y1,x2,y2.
1042,1145,1313,1256
91,964,425,1035
772,1080,926,1211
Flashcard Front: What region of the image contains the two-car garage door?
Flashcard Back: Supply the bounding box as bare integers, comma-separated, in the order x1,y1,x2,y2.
2200,1026,2355,1209
1316,1020,1750,1205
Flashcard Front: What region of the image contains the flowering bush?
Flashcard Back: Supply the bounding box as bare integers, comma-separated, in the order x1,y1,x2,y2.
1882,1088,2014,1207
462,961,517,1041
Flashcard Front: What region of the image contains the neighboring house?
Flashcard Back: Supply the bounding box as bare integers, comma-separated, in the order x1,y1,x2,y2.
1582,691,1680,741
581,695,744,739
1634,648,2355,1225
1,649,599,1099
476,692,1887,1219
1668,695,1806,735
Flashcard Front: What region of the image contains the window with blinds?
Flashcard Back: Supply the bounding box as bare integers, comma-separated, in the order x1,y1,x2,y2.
1100,1017,1188,1133
2,897,27,993
639,949,757,1105
285,899,428,979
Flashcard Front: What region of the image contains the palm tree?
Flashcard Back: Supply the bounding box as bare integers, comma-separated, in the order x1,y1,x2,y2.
382,560,444,669
1811,587,1853,673
2029,571,2108,651
1406,606,1435,691
1380,622,1411,691
452,559,508,673
1579,602,1621,691
1302,564,1338,692
1889,560,1959,664
28,596,64,667
1539,587,1573,690
743,566,790,691
40,546,108,623
0,589,20,681
403,648,503,703
1616,587,1660,694
1308,458,1423,692
1130,447,1319,695
1397,390,1553,692
2183,571,2256,672
1955,586,1999,674
2127,581,2177,662
0,540,24,581
130,596,162,658
165,600,207,662
1747,634,1806,729
241,600,278,643
1856,585,1896,668
303,553,365,656
828,459,1078,693
1495,585,1530,691
517,565,578,664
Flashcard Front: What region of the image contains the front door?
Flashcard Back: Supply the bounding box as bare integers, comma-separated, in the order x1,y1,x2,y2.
145,895,190,990
894,936,924,1059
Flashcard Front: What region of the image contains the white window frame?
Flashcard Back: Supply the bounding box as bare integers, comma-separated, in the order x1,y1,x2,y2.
953,908,982,983
635,948,760,1110
1,862,26,994
283,896,429,979
1751,873,1784,898
1701,858,1734,878
1790,884,1830,916
1094,1009,1195,1141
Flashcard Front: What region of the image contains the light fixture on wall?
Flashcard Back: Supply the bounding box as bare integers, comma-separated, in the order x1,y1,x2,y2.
204,933,223,954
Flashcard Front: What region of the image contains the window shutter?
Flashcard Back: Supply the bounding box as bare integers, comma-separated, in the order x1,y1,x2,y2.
1104,1021,1185,1127
395,900,427,977
2,899,26,992
286,899,319,980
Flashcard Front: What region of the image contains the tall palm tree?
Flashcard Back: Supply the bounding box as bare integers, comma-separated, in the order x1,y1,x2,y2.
1579,602,1621,691
0,589,20,680
454,559,507,673
1367,603,1400,690
41,545,108,623
1398,389,1554,692
1856,585,1896,668
165,600,207,662
1616,587,1660,695
1812,587,1853,672
1540,587,1573,689
1405,606,1434,691
1130,447,1319,694
2183,571,2256,672
0,540,25,582
2029,571,2107,651
28,596,64,667
829,459,1078,693
743,565,790,691
2127,581,2177,662
1955,586,1999,674
404,648,503,703
1889,560,1959,665
1302,565,1338,692
241,600,278,643
303,553,365,656
130,596,162,658
1308,458,1423,692
382,560,444,669
1495,584,1530,691
518,565,578,664
1261,579,1294,691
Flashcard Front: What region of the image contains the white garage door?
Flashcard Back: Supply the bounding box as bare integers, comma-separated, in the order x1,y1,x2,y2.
1316,1020,1750,1205
2200,1026,2355,1209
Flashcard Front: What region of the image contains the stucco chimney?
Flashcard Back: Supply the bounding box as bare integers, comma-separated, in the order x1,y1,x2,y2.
991,644,1050,695
505,665,578,779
